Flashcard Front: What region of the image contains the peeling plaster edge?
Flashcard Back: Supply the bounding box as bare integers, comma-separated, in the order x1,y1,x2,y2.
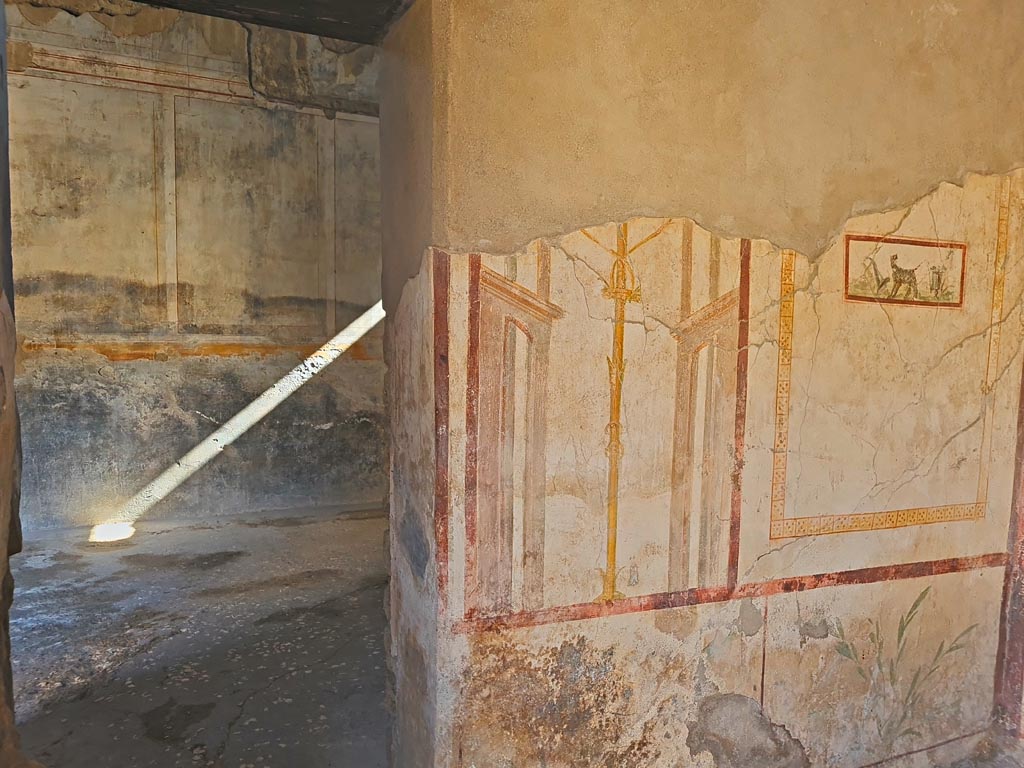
818,162,1024,266
451,165,1024,268
389,166,1024,321
242,22,380,119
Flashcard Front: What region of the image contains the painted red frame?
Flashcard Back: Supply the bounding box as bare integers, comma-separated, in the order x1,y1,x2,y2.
844,233,968,309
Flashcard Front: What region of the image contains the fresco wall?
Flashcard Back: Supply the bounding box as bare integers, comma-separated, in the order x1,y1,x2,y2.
390,169,1024,767
5,2,386,529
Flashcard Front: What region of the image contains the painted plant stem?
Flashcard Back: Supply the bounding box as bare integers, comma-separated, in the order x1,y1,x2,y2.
597,224,641,603
834,587,977,753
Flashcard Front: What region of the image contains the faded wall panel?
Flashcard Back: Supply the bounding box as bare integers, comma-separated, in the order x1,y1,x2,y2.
174,99,326,337
10,77,162,333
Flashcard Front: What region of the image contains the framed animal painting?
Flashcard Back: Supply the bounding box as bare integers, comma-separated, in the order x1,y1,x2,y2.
844,234,967,308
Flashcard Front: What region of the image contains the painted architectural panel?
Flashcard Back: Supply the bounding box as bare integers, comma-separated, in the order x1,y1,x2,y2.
440,172,1024,634
462,220,749,618
466,255,564,617
768,176,1015,540
419,171,1024,768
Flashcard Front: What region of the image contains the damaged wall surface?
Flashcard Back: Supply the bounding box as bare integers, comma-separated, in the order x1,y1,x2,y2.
0,6,40,765
7,0,385,530
380,0,1024,312
382,2,1024,766
431,181,1024,766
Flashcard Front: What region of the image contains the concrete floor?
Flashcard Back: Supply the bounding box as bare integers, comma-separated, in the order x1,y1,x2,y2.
10,509,390,768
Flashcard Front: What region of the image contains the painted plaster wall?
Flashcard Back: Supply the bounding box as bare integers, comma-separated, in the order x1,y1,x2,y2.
7,2,386,530
387,259,440,768
380,0,1024,312
381,1,1024,765
431,172,1024,766
379,0,435,316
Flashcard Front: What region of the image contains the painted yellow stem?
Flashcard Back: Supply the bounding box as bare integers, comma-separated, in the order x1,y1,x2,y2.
596,224,640,603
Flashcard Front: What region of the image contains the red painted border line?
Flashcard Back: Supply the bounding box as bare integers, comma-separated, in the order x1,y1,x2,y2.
23,67,237,100
845,233,968,250
455,586,731,632
759,600,768,708
454,553,1007,634
995,353,1024,731
463,255,482,616
39,51,243,86
433,250,452,611
732,554,1006,599
858,729,985,767
728,239,751,589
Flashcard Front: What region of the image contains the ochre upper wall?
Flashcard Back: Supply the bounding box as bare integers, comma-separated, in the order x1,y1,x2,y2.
381,0,1024,309
380,0,435,315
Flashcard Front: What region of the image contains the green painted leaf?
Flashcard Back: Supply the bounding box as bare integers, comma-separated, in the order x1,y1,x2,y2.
909,587,931,618
905,668,922,703
950,624,978,647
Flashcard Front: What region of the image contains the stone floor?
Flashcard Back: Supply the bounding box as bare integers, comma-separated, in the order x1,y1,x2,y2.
10,508,1024,768
9,509,390,768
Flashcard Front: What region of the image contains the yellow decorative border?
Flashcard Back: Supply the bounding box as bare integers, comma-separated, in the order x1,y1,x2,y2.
769,178,1013,540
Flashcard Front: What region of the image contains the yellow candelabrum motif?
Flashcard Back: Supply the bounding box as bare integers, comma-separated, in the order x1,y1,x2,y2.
598,224,641,601
580,221,671,603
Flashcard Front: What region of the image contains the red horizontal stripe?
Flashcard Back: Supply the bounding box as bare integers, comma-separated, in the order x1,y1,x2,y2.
455,553,1007,634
